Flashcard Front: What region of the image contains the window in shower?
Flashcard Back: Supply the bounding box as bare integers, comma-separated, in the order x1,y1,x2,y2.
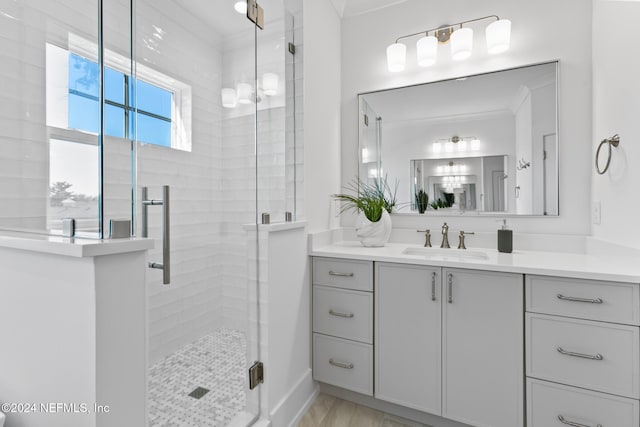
68,53,173,147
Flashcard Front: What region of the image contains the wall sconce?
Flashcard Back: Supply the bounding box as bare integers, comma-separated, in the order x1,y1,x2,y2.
386,15,511,72
433,136,480,153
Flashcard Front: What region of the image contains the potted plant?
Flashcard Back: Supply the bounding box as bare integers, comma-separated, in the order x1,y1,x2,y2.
416,189,429,214
333,177,397,247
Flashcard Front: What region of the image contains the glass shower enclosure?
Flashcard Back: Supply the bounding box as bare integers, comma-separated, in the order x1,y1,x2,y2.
0,0,299,425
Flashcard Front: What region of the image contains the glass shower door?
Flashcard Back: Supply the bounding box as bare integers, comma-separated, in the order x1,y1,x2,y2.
132,1,262,425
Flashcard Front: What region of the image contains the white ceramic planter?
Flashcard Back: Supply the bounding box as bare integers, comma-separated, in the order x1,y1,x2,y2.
355,209,392,247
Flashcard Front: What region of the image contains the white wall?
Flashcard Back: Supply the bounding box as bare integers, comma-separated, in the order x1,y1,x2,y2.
591,0,640,248
341,0,592,234
303,0,342,233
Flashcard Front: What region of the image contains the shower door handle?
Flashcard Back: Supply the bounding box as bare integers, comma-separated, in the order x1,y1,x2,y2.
142,186,171,285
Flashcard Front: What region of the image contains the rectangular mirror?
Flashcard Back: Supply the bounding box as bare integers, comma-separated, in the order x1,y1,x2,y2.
359,61,558,216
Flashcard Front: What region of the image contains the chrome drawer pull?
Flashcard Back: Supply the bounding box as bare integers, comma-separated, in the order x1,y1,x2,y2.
431,271,437,301
447,273,453,304
557,347,603,361
329,309,354,318
558,415,602,427
329,271,354,277
329,358,354,369
557,294,603,304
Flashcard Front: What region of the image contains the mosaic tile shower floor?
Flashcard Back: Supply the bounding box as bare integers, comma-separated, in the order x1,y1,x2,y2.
148,329,247,427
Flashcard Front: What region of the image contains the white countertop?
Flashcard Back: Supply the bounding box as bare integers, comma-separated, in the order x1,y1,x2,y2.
0,230,154,257
310,241,640,283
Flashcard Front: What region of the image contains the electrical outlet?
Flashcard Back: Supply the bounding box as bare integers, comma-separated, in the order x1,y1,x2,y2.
592,201,601,225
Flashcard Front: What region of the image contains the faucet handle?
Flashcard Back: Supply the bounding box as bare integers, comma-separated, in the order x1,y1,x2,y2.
458,230,475,250
417,229,432,247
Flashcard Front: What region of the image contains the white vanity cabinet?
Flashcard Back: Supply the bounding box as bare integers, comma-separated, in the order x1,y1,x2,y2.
441,268,524,427
525,275,640,427
373,261,524,427
375,263,442,414
312,257,374,395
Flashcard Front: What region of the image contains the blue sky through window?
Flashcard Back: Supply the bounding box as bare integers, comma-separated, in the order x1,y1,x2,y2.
68,53,172,147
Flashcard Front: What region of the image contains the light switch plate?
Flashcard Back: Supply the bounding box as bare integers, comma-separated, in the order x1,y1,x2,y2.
592,201,601,225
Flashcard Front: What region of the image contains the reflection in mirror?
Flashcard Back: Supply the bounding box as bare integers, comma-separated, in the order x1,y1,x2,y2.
359,61,558,216
411,156,506,213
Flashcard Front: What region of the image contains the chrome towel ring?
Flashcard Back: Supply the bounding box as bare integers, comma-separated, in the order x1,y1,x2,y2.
595,134,620,175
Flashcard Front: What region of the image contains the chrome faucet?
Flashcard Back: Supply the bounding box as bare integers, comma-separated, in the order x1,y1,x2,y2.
440,222,450,248
457,231,475,250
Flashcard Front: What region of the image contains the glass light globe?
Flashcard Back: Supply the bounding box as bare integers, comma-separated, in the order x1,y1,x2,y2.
486,19,511,54
416,35,438,67
386,42,406,72
221,88,236,108
236,83,252,104
234,1,247,14
450,27,473,61
262,73,278,96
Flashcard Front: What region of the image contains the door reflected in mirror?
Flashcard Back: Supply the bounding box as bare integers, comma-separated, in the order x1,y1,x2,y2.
359,61,558,216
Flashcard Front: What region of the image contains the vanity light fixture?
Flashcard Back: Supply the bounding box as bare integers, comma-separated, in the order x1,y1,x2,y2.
433,136,480,153
386,15,511,72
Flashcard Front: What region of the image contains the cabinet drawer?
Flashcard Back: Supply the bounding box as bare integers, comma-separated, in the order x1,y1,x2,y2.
526,275,640,325
313,257,373,291
527,378,640,427
526,313,640,398
313,285,373,344
313,333,373,396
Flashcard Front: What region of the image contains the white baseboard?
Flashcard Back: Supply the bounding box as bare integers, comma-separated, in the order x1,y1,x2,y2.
269,369,318,427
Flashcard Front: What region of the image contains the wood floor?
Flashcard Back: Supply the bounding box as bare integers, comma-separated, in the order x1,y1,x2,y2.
297,394,431,427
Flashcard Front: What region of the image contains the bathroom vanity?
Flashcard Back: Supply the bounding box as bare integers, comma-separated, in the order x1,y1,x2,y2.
310,240,640,427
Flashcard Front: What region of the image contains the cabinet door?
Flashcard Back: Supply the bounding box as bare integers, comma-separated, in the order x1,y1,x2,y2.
442,268,524,427
375,262,442,414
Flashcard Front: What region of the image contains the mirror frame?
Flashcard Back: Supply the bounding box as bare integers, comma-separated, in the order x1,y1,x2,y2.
357,60,560,217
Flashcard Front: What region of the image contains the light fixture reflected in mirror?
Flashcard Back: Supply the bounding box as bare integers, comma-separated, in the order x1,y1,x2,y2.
236,83,252,104
222,72,279,109
433,135,479,153
234,1,247,14
221,88,237,108
262,73,279,96
386,15,511,72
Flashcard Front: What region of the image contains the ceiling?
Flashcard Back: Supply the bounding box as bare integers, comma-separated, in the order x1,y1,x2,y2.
330,0,411,18
183,0,285,37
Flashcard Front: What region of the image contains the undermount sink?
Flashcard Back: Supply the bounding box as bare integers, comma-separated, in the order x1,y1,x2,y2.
402,247,489,261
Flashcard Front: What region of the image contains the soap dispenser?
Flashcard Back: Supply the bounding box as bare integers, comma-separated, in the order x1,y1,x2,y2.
497,219,513,253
